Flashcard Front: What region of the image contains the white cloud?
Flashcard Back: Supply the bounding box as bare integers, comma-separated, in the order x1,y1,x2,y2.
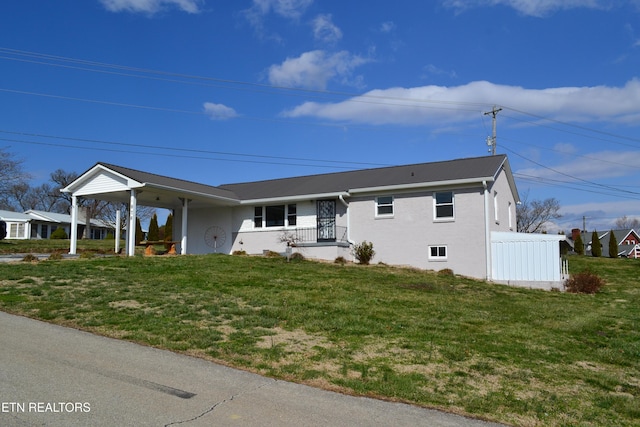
282,79,640,125
267,50,370,90
422,64,458,79
312,14,342,44
442,0,614,17
203,102,239,120
517,150,640,182
99,0,203,14
380,21,396,33
243,0,313,40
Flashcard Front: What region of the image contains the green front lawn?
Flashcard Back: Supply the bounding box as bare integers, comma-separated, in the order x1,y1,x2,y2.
0,250,638,426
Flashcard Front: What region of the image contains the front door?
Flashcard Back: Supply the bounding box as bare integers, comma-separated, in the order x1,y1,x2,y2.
317,200,336,242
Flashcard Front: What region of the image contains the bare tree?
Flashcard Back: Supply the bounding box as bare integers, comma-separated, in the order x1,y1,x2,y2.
615,216,640,229
0,148,31,210
516,192,562,233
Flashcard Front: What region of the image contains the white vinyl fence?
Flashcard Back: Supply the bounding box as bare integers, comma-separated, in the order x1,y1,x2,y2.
491,232,567,290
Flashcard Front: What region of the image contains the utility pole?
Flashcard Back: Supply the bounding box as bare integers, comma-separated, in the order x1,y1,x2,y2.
484,105,502,155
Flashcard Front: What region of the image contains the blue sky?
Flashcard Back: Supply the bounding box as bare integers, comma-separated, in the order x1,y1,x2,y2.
1,0,640,232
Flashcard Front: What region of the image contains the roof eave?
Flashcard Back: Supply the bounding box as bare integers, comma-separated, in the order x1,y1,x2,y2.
241,191,351,205
143,183,240,205
349,177,494,195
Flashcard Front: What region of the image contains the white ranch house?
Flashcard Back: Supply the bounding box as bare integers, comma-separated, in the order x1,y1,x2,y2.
0,209,111,240
62,155,566,289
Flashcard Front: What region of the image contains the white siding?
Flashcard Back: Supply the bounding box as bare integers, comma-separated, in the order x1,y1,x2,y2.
73,171,133,197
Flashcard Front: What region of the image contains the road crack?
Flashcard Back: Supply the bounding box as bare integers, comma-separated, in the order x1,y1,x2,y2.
164,378,277,426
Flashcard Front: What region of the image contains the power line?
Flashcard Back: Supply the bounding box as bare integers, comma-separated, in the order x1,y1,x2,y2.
0,129,391,169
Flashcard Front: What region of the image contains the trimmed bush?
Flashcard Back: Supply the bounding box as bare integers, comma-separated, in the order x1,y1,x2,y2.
334,256,347,265
50,228,68,239
353,241,375,265
48,252,63,261
564,270,605,294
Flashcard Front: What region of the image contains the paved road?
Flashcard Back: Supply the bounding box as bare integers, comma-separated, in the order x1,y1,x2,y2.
0,311,505,427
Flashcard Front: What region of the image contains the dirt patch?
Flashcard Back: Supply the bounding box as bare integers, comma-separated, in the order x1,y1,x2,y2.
256,327,332,353
109,300,144,309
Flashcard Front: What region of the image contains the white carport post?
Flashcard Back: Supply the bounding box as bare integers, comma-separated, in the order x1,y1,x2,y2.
127,189,137,256
180,198,189,255
115,209,121,254
69,195,78,255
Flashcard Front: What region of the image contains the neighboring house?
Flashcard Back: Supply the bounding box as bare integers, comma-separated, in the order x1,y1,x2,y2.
569,228,640,258
0,210,32,239
0,209,112,240
62,155,567,288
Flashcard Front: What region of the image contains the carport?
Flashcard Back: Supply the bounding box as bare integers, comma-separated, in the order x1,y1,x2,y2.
61,163,239,256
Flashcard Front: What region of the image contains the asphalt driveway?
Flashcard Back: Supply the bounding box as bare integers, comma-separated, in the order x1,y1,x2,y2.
0,311,505,426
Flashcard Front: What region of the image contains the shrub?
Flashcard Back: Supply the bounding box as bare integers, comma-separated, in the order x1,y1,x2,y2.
438,268,454,276
50,228,68,239
353,241,375,265
22,254,39,262
564,270,605,294
264,250,281,258
48,252,63,261
232,250,247,256
334,256,347,265
289,252,305,261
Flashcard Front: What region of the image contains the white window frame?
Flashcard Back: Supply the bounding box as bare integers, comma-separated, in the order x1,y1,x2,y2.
255,204,297,229
494,191,499,224
428,245,447,260
375,196,394,217
508,201,513,230
433,192,454,221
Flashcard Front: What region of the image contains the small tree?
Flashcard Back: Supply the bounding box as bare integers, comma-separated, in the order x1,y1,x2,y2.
135,217,143,245
608,229,618,258
164,214,173,241
574,232,584,255
591,230,602,257
148,213,159,241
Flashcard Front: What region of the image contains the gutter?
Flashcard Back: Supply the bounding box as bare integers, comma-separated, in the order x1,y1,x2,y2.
338,194,355,245
483,180,492,281
349,177,494,195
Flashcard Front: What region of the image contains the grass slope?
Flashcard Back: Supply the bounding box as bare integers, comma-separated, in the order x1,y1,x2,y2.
0,245,638,426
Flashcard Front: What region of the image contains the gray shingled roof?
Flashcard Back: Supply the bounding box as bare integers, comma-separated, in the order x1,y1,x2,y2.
219,155,509,200
96,155,510,202
99,163,239,201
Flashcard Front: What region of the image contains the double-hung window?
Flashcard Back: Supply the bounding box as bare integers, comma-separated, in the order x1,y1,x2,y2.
376,196,394,217
287,204,297,226
254,207,263,228
434,192,454,220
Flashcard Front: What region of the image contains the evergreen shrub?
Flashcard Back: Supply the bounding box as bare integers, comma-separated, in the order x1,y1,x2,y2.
50,228,68,239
